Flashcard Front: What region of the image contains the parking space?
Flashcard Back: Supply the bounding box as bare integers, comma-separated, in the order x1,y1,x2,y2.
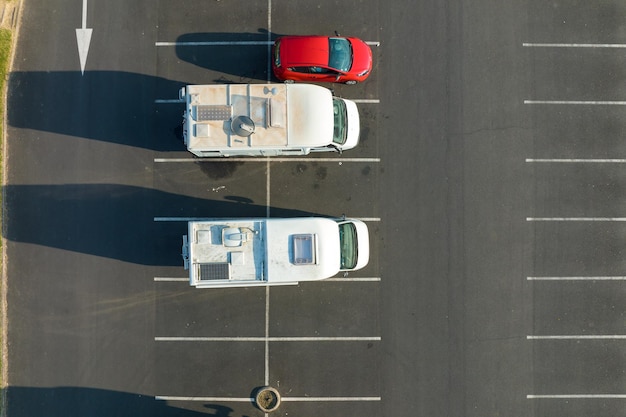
531,400,626,417
530,281,626,335
532,341,626,394
527,0,626,43
151,0,382,413
156,43,270,86
268,401,380,417
155,0,271,43
268,161,379,216
155,285,267,338
155,341,265,396
269,282,380,337
152,161,270,213
530,221,626,276
527,48,626,100
531,164,626,217
269,341,379,396
526,106,626,158
525,0,626,411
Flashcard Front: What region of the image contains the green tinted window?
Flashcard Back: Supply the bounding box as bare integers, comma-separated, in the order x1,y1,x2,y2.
328,38,352,71
339,222,358,270
332,98,347,145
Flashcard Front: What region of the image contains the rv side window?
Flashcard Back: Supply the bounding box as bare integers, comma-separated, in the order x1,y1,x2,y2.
338,222,358,270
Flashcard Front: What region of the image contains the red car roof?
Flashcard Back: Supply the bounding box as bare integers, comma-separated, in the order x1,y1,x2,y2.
278,36,332,68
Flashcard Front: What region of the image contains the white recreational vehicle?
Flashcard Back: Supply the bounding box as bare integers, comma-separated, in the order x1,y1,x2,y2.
182,217,370,288
179,83,360,157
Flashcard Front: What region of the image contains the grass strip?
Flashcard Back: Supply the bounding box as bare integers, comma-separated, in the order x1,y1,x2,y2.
0,25,11,417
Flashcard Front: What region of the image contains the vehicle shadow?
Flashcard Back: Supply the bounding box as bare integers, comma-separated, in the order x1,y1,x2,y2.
174,30,283,82
2,184,322,266
5,386,257,417
7,70,187,151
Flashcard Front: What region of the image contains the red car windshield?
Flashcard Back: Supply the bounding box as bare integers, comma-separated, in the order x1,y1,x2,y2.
328,38,352,72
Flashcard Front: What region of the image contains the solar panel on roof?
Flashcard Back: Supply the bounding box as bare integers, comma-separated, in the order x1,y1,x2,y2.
197,263,230,280
193,105,233,121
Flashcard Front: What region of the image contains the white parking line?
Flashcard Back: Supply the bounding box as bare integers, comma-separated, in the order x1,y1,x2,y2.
155,98,379,104
266,0,272,82
266,159,271,218
156,396,253,402
155,41,272,47
527,217,626,221
527,158,626,163
265,286,270,386
154,276,380,282
156,336,381,342
154,277,188,282
155,40,380,47
154,217,215,222
524,42,626,48
528,276,626,281
326,277,381,282
153,157,381,163
527,394,626,399
528,335,626,340
282,396,381,401
525,100,626,105
156,395,381,401
154,217,380,222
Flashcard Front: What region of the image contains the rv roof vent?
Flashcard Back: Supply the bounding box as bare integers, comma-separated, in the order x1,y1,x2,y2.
293,234,317,265
231,115,255,137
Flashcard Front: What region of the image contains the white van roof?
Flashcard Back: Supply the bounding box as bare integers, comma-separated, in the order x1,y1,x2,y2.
184,83,335,152
285,84,334,147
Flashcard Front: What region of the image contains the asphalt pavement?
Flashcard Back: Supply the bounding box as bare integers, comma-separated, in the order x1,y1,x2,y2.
5,0,626,417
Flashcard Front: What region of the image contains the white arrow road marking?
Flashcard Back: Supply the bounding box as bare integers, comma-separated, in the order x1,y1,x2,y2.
75,0,92,75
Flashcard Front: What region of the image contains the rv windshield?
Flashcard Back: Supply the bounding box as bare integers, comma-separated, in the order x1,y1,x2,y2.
332,98,348,145
338,222,358,270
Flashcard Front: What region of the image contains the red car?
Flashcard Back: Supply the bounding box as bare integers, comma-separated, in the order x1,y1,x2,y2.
272,35,373,84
